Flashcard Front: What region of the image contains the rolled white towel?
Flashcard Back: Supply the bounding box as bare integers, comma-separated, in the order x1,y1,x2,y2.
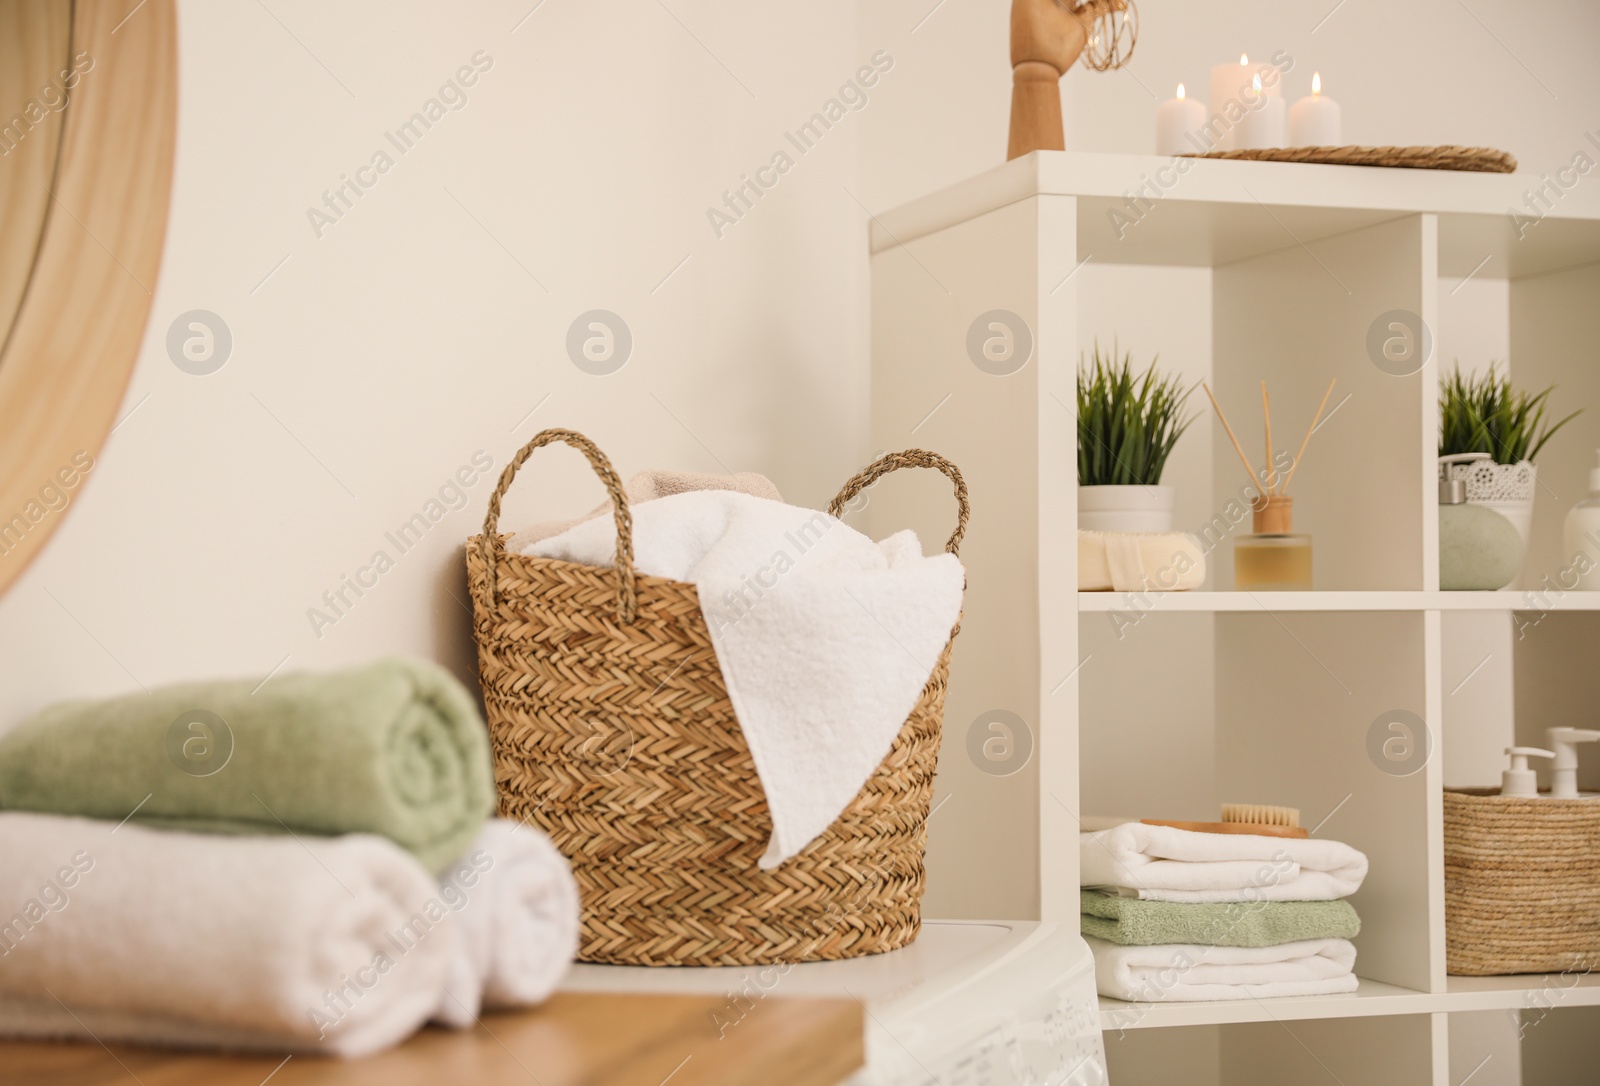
0,812,451,1057
1080,822,1368,903
1088,935,1359,1002
433,819,580,1027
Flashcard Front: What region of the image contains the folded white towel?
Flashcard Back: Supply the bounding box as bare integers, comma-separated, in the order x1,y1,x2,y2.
434,819,580,1027
0,813,450,1057
1080,822,1368,903
1087,935,1359,1002
524,490,964,868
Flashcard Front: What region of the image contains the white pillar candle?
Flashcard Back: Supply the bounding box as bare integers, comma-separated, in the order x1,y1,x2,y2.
1235,73,1287,150
1288,72,1342,147
1206,54,1282,151
1155,83,1208,156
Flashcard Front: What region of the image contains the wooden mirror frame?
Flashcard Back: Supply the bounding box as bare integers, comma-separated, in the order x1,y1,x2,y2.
0,0,177,597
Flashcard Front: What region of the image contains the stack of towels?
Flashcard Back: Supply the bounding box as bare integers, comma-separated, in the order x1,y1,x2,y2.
1079,820,1369,1002
0,657,579,1057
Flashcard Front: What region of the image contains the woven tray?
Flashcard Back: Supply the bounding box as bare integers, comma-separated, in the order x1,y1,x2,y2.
1180,145,1516,174
1444,789,1600,975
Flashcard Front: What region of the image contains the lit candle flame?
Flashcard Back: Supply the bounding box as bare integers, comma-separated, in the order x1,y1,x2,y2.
1252,73,1262,92
1177,83,1186,99
1312,72,1322,96
1240,53,1249,65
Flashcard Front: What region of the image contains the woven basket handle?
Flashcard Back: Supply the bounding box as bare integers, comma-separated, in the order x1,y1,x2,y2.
480,429,637,623
827,450,969,556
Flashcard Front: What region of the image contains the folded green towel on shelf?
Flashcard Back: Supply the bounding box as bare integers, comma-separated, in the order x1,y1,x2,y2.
1081,889,1361,947
0,657,494,872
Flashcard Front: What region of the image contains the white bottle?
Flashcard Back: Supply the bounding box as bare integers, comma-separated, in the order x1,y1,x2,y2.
1563,450,1600,589
1502,746,1554,798
1546,727,1600,799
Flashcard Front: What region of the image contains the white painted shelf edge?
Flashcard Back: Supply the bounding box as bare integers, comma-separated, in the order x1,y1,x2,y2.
869,150,1600,255
1100,972,1600,1030
1076,590,1600,612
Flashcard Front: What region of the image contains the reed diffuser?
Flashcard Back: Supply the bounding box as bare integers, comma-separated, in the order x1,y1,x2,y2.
1203,378,1336,591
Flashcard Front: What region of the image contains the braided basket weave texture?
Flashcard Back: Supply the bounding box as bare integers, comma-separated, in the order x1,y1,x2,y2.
1179,145,1516,173
468,430,966,966
1444,789,1600,976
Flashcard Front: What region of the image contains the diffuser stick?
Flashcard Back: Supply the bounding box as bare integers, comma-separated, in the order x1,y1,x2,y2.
1281,378,1337,495
1203,382,1265,495
1262,381,1276,493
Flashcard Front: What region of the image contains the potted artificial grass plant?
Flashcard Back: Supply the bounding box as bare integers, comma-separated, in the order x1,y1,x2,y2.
1077,344,1194,533
1439,363,1581,545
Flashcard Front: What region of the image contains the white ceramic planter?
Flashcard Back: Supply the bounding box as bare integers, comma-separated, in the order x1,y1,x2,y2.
1442,454,1537,547
1078,484,1175,533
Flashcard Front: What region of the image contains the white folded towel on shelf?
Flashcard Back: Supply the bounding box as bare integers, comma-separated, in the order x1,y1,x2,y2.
1087,935,1359,1002
434,819,581,1026
0,813,451,1058
1080,822,1369,903
524,489,965,868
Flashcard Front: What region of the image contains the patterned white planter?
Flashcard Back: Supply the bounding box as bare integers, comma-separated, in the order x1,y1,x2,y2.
1441,452,1537,546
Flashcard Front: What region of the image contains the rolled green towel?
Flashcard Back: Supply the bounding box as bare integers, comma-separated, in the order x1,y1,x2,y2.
1081,889,1360,947
0,657,494,872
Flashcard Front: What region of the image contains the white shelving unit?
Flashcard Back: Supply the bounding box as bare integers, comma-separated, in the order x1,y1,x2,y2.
865,151,1600,1085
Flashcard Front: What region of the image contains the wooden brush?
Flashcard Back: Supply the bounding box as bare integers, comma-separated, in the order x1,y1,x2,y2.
1221,803,1300,829
1143,803,1308,839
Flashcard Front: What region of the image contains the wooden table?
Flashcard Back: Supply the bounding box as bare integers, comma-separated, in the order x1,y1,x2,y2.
0,992,864,1086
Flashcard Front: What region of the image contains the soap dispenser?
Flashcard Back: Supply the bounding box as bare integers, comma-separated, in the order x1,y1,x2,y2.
1502,747,1555,798
1562,450,1600,589
1546,727,1600,798
1439,476,1522,590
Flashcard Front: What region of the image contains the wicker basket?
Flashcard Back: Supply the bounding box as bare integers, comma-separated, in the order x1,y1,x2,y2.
467,429,967,966
1444,788,1600,975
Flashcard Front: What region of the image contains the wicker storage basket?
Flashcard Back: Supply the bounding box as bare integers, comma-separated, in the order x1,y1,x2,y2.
1444,788,1600,975
467,429,967,966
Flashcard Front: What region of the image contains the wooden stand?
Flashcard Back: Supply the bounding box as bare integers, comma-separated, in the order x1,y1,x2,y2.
1008,0,1123,160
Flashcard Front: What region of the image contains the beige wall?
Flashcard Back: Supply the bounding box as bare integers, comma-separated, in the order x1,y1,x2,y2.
3,0,1597,748
1,0,878,717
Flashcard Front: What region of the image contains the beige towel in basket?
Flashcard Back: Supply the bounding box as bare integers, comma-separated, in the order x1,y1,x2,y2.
507,469,782,550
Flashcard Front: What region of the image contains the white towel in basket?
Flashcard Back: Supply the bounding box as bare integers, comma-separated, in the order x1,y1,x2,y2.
523,490,965,868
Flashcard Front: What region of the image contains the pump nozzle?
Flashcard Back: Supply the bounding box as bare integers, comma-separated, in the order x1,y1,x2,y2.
1545,728,1600,799
1503,747,1555,798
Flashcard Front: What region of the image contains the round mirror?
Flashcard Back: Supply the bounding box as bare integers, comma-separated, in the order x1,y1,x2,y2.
0,0,177,596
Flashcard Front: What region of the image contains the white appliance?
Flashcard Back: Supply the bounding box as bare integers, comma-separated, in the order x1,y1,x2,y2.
562,920,1107,1085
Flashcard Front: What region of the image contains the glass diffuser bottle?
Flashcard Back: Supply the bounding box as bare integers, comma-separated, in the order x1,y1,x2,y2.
1235,494,1313,590
1203,376,1334,594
